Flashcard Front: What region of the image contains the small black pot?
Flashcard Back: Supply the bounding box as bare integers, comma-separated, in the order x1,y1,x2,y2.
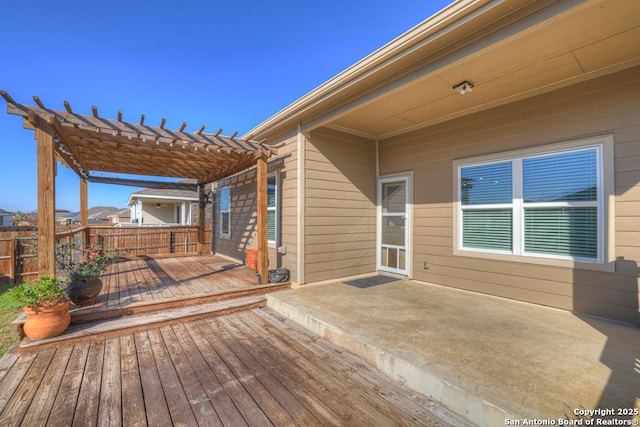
67,275,103,305
268,268,290,283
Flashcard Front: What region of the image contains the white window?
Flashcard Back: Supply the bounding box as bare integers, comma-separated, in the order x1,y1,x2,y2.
267,173,279,244
457,142,605,263
220,187,230,238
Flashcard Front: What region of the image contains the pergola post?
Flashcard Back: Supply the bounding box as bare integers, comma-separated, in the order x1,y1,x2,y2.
256,153,269,284
80,179,88,226
80,178,90,247
35,116,56,277
198,183,206,255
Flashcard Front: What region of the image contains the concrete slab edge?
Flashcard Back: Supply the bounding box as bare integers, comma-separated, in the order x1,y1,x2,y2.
267,294,518,427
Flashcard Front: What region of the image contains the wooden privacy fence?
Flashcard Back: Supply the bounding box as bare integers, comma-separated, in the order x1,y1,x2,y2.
0,227,38,284
87,226,212,257
0,225,213,283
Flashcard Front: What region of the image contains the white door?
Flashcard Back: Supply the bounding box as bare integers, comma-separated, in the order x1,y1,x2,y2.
377,174,411,275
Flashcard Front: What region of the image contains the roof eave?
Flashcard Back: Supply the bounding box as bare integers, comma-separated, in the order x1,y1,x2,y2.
242,0,497,141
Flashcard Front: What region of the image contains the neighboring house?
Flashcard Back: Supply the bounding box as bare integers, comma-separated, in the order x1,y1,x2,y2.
213,0,640,325
55,209,74,225
79,206,120,224
128,182,213,226
0,209,13,226
58,207,120,225
107,208,131,224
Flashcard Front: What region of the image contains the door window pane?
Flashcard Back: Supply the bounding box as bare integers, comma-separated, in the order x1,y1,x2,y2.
382,216,405,246
382,182,406,213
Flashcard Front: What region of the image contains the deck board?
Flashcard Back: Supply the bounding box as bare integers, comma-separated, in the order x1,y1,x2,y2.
21,345,72,427
72,339,104,427
159,325,222,426
147,328,199,426
133,331,172,427
71,255,255,315
48,343,90,426
0,349,55,426
98,337,122,426
170,323,247,427
184,322,272,427
119,334,146,427
0,308,465,427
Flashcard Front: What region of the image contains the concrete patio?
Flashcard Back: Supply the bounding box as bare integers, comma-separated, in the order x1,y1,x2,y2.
267,277,640,427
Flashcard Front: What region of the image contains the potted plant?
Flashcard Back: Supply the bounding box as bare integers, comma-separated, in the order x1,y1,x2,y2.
11,275,71,340
56,241,120,305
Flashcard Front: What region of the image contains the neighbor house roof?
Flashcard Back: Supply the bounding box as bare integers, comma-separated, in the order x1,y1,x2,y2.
107,208,131,219
127,180,200,205
66,206,120,223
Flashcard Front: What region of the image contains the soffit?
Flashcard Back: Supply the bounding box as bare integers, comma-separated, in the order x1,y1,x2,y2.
326,0,640,139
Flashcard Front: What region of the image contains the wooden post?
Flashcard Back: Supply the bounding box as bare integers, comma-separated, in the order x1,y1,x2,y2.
9,238,15,284
197,183,206,255
35,116,56,277
256,153,269,284
80,178,89,248
80,178,88,226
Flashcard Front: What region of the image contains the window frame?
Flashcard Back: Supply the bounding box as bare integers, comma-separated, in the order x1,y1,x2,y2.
267,171,280,246
219,187,231,238
453,135,614,271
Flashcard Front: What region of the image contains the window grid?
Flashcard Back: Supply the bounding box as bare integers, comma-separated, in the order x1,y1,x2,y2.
267,173,279,244
220,187,230,238
458,145,603,263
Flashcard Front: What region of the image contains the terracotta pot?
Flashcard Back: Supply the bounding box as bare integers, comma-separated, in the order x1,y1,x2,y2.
245,249,258,271
23,301,71,340
67,275,103,305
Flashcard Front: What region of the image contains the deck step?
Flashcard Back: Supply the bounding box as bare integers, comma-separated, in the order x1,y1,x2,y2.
68,281,290,325
19,295,266,352
11,282,290,339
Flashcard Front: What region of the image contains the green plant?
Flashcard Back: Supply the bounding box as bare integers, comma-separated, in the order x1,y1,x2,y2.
11,276,67,309
56,241,119,279
0,282,23,356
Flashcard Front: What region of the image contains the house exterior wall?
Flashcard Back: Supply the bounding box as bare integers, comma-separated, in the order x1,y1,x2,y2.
379,67,640,325
213,136,298,278
304,127,377,283
141,203,179,224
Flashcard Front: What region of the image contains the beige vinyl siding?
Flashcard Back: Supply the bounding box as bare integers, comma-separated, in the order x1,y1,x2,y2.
141,204,177,224
304,127,376,283
213,137,298,280
379,66,640,325
277,138,298,281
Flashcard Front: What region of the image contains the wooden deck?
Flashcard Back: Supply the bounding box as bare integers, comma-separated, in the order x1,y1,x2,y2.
0,308,465,426
81,254,257,310
14,255,290,349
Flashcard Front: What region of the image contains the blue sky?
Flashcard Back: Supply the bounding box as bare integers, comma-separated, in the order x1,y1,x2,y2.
1,0,450,213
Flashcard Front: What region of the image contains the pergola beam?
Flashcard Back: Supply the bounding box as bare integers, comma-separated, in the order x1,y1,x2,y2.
86,175,200,190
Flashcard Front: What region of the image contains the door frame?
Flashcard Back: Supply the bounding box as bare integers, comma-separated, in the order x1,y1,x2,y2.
376,172,412,277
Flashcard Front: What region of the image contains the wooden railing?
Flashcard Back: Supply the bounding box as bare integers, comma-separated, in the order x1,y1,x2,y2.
0,225,213,283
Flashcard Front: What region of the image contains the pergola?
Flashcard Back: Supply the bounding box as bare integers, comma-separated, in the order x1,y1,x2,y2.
1,90,276,283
